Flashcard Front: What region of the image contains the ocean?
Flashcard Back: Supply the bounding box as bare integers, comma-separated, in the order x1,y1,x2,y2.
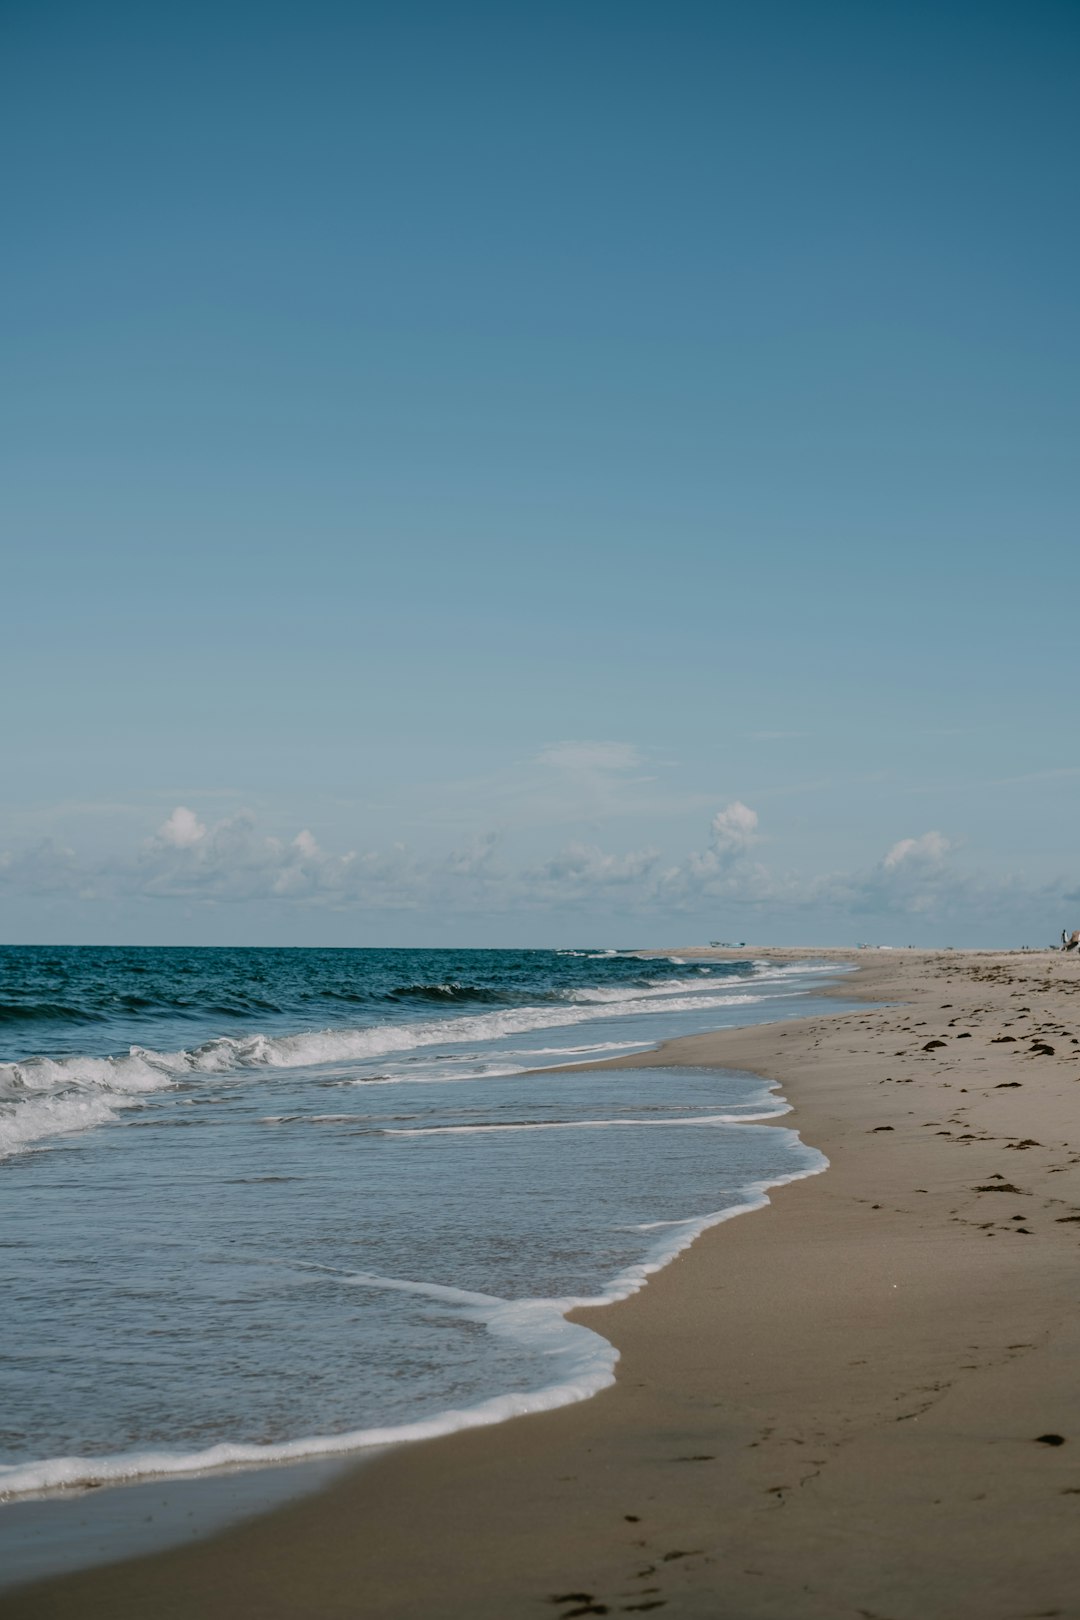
0,945,852,1513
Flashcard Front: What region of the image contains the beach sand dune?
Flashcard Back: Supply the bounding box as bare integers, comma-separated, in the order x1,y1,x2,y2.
5,949,1080,1619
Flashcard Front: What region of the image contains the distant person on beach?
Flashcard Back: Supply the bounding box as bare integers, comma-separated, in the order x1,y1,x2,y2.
1062,930,1080,952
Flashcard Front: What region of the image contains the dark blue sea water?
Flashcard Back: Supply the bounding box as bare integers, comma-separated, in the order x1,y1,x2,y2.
0,945,851,1502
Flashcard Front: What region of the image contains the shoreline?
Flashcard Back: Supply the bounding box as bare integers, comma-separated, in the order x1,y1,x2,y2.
0,959,839,1513
6,948,1080,1617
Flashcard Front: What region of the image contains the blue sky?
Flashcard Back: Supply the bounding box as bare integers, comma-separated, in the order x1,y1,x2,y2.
3,0,1078,946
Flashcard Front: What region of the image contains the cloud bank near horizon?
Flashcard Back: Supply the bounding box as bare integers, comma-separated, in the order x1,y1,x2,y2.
0,797,1069,938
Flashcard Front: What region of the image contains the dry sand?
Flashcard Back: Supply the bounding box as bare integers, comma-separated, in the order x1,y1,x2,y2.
6,948,1080,1620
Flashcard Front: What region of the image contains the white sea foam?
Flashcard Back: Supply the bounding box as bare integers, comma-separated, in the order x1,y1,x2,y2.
0,1307,614,1498
0,962,842,1157
0,988,759,1097
563,976,732,1002
382,1108,787,1136
750,960,845,979
0,994,753,1154
0,1091,139,1156
502,1040,644,1056
0,1144,827,1501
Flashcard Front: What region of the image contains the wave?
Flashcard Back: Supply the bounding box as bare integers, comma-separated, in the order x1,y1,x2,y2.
0,977,711,1026
0,962,841,1158
0,1002,108,1027
378,974,730,1006
381,1107,789,1135
0,993,289,1025
0,987,768,1093
0,1150,826,1500
0,1090,137,1155
381,981,565,1005
0,974,731,1033
562,974,719,1003
0,1286,614,1499
501,1040,644,1056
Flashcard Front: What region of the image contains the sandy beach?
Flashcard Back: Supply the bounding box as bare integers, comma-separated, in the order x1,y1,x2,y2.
6,947,1080,1620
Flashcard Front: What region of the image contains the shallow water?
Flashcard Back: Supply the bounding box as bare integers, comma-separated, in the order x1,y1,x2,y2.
0,948,852,1508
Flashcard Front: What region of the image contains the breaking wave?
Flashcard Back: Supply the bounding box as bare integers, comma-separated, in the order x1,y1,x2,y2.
0,958,849,1159
0,987,777,1157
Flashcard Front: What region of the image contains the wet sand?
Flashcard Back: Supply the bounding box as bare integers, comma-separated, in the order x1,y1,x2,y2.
6,948,1080,1619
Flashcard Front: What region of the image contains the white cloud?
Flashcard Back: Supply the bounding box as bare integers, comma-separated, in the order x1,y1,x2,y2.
709,801,759,859
157,806,207,848
529,841,660,893
656,802,764,901
882,831,950,870
648,813,1063,931
0,803,1073,936
139,811,362,904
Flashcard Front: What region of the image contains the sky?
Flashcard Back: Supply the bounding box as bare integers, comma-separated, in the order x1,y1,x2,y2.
2,0,1078,947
